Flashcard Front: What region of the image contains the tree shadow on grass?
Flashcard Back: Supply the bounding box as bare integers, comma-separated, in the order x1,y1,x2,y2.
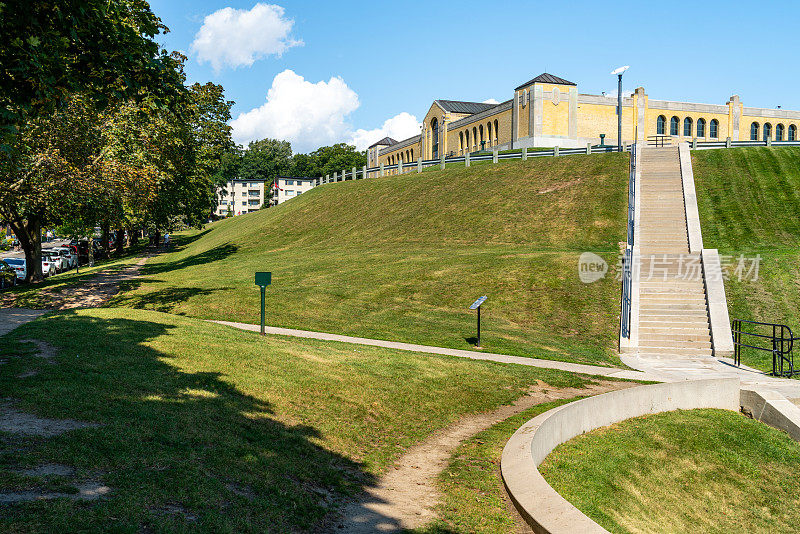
112,286,224,314
0,312,391,532
142,243,238,276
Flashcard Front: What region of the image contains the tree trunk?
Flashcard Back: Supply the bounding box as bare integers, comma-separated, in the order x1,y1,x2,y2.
115,227,125,255
8,217,43,282
129,228,139,246
154,230,161,250
101,223,110,255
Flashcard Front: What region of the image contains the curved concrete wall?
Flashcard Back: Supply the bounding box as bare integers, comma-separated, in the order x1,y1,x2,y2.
501,378,740,534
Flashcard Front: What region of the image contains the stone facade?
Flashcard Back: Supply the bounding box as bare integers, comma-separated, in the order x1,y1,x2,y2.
372,72,800,173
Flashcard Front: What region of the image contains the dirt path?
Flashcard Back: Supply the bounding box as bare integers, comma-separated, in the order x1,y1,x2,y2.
332,379,637,533
0,255,148,321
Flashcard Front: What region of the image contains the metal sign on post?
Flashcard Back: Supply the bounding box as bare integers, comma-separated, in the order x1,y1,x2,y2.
469,296,487,348
255,272,272,335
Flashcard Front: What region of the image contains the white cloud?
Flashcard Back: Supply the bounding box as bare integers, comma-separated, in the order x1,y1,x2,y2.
350,112,421,151
230,70,360,153
482,98,500,105
191,3,302,72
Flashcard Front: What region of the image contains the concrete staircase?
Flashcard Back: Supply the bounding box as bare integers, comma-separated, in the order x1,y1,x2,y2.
635,147,713,358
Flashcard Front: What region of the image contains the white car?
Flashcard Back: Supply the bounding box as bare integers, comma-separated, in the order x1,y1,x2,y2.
4,258,26,281
41,253,58,277
47,250,68,272
52,247,76,269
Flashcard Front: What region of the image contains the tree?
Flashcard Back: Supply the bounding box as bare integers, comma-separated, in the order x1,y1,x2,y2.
0,0,185,280
240,139,293,185
301,143,367,178
0,95,102,281
0,1,182,147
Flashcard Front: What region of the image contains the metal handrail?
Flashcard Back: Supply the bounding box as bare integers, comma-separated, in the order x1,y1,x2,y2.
647,134,672,147
731,318,795,377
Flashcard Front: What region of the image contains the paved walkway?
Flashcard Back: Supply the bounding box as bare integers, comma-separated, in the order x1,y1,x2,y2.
621,352,800,398
210,320,649,380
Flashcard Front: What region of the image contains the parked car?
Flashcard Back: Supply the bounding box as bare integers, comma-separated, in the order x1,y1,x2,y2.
70,240,89,264
46,249,66,272
4,258,26,281
41,253,57,277
51,247,75,269
0,260,17,288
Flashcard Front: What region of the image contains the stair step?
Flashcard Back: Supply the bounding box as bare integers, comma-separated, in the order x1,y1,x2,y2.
634,345,713,355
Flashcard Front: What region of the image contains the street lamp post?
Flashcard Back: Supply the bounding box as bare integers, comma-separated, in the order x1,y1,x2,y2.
611,66,630,152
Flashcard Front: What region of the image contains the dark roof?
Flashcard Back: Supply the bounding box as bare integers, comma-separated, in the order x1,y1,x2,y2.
515,73,576,90
435,100,498,115
368,137,397,148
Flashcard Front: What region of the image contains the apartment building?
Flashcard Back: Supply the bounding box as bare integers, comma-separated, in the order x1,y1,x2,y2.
272,176,315,205
216,179,267,217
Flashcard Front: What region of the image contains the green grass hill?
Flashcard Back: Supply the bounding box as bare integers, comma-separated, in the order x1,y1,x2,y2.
117,154,630,366
693,147,800,372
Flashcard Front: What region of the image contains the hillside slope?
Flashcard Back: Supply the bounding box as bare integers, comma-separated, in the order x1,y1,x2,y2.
118,154,629,365
693,147,800,372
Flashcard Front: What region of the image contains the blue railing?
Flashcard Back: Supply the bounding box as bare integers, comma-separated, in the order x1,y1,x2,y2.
620,143,636,341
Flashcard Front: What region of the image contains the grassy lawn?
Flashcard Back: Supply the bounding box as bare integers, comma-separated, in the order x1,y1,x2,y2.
414,398,577,534
114,154,629,366
0,307,589,532
540,409,800,533
693,147,800,372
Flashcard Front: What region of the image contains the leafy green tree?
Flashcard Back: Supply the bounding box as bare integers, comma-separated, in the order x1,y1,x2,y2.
240,139,293,187
303,143,367,177
0,0,182,146
0,95,102,281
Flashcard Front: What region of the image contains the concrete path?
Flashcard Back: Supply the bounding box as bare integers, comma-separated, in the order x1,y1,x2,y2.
621,352,800,398
0,308,48,337
210,320,649,381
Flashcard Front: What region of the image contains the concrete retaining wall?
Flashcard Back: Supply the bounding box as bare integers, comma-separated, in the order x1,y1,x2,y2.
501,378,740,534
741,388,800,441
702,249,735,356
678,142,704,253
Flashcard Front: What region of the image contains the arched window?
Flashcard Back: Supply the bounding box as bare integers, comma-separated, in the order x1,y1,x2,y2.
697,118,706,138
669,116,680,136
459,132,464,152
410,148,414,160
479,124,484,149
465,130,470,152
494,119,499,142
790,124,797,141
472,127,477,149
750,122,759,141
487,122,492,146
710,119,719,139
683,117,693,137
776,124,785,141
657,115,666,135
431,118,439,159
763,123,772,141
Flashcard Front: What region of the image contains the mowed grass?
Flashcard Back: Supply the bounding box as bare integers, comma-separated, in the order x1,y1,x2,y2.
116,154,629,366
693,147,800,372
540,409,800,533
0,308,589,532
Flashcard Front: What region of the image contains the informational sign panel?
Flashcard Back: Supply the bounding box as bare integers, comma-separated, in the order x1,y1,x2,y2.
255,272,272,287
469,296,487,310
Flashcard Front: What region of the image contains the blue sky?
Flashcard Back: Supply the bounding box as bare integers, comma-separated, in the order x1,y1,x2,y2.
149,0,800,153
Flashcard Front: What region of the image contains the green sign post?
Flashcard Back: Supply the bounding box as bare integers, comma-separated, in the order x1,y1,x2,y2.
255,272,272,335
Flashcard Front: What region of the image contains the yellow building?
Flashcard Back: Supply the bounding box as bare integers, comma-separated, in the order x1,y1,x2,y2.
368,72,800,172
